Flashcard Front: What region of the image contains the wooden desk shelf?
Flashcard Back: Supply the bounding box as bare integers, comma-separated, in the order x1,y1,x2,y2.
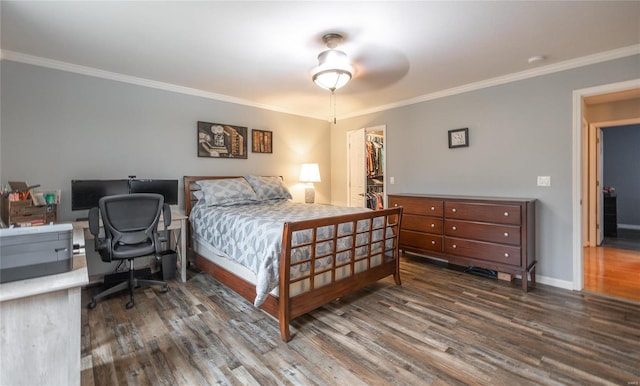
1,197,57,226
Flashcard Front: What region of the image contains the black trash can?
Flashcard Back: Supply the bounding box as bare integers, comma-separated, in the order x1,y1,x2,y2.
158,250,177,280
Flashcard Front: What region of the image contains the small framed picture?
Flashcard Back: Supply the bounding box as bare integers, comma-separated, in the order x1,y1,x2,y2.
252,129,272,153
448,128,469,148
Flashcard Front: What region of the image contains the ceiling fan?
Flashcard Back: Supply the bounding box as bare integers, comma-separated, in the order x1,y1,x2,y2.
310,32,410,93
309,32,410,122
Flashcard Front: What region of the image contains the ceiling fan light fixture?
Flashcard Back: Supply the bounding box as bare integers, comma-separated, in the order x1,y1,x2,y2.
312,66,352,91
311,34,353,92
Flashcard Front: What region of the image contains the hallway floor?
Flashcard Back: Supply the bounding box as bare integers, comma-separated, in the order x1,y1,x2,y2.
584,242,640,302
602,228,640,251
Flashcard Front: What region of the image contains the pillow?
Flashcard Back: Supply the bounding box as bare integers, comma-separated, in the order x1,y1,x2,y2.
244,175,292,201
195,178,257,206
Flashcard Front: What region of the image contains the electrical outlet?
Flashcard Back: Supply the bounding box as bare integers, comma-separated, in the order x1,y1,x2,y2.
537,176,551,187
390,177,395,184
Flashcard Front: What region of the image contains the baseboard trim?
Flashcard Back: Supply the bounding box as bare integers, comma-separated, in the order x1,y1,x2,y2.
536,275,573,290
617,224,640,230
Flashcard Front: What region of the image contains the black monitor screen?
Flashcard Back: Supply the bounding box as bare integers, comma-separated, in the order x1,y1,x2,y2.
71,179,130,210
129,179,178,205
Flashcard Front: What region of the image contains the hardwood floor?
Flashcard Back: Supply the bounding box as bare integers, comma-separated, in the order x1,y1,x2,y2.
81,255,640,386
584,245,640,302
602,228,640,252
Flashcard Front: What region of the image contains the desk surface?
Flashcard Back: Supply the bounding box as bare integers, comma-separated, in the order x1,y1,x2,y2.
74,210,189,282
74,210,187,241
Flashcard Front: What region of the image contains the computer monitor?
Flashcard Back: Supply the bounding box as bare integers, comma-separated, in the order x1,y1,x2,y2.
71,179,130,211
128,179,178,205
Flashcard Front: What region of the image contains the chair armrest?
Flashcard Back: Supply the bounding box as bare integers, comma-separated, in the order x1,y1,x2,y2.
157,203,172,244
88,207,100,237
163,203,171,227
89,206,113,261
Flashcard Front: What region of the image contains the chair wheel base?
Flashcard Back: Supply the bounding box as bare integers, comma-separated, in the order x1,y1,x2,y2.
126,300,135,309
87,301,96,309
160,285,169,293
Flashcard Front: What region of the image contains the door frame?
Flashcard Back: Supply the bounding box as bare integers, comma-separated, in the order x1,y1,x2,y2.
587,120,640,247
346,125,387,208
586,123,603,247
572,78,640,290
346,128,366,207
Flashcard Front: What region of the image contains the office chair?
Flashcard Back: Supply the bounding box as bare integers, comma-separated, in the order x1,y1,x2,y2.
87,193,170,309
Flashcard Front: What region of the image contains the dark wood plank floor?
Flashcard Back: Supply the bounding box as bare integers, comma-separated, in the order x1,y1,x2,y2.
81,255,640,386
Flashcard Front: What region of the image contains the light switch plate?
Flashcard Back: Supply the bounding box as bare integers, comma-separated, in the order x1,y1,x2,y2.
537,176,551,187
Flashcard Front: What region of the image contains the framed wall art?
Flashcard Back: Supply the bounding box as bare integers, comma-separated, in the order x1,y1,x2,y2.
197,121,248,159
448,128,469,148
252,129,272,153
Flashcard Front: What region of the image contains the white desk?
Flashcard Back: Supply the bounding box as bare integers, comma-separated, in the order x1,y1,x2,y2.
75,210,189,282
0,223,89,386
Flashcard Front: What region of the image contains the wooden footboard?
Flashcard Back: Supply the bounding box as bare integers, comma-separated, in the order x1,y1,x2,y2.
184,176,402,341
278,207,402,341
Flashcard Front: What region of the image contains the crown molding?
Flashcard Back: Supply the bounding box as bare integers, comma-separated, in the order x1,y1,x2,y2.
0,49,327,121
341,44,640,120
2,44,638,123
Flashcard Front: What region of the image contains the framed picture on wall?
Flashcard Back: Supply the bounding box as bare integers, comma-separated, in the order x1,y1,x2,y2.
251,129,272,153
448,128,469,148
197,121,248,159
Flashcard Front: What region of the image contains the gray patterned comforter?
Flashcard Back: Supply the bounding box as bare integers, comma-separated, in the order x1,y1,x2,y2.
190,200,381,306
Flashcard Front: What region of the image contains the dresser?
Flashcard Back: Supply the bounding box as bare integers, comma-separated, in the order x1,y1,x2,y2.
388,194,536,291
603,196,617,237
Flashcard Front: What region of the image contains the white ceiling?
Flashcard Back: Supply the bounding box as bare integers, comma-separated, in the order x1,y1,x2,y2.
1,1,639,121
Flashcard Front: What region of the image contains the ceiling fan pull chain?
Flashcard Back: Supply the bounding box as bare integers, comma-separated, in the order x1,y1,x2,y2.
332,91,337,124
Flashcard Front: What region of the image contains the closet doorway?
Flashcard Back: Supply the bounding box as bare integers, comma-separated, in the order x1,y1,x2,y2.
347,125,386,209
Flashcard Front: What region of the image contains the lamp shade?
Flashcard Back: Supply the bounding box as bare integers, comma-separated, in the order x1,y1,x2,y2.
299,163,321,183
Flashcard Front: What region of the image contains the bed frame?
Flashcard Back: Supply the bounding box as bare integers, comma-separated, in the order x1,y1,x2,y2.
184,176,403,341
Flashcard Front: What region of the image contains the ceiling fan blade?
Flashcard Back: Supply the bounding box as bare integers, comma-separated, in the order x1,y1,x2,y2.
348,44,410,92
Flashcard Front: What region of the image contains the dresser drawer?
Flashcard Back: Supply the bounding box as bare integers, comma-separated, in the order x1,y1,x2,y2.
402,214,443,234
389,196,443,217
400,230,443,252
444,202,521,225
444,220,520,245
444,237,521,266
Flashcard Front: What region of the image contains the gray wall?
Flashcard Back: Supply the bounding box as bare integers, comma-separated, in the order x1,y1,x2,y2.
603,124,640,227
2,55,639,287
1,61,331,222
331,54,640,285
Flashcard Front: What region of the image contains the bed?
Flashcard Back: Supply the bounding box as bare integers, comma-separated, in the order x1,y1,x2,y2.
184,175,403,341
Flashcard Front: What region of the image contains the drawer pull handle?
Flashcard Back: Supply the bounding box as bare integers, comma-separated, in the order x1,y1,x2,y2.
55,248,69,253
504,212,509,217
452,208,457,213
504,253,510,258
504,232,509,237
394,203,398,207
431,223,435,228
452,244,457,249
452,226,457,231
431,240,436,245
431,206,435,211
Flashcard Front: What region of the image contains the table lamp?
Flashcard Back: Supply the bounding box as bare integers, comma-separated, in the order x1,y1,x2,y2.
299,163,321,204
